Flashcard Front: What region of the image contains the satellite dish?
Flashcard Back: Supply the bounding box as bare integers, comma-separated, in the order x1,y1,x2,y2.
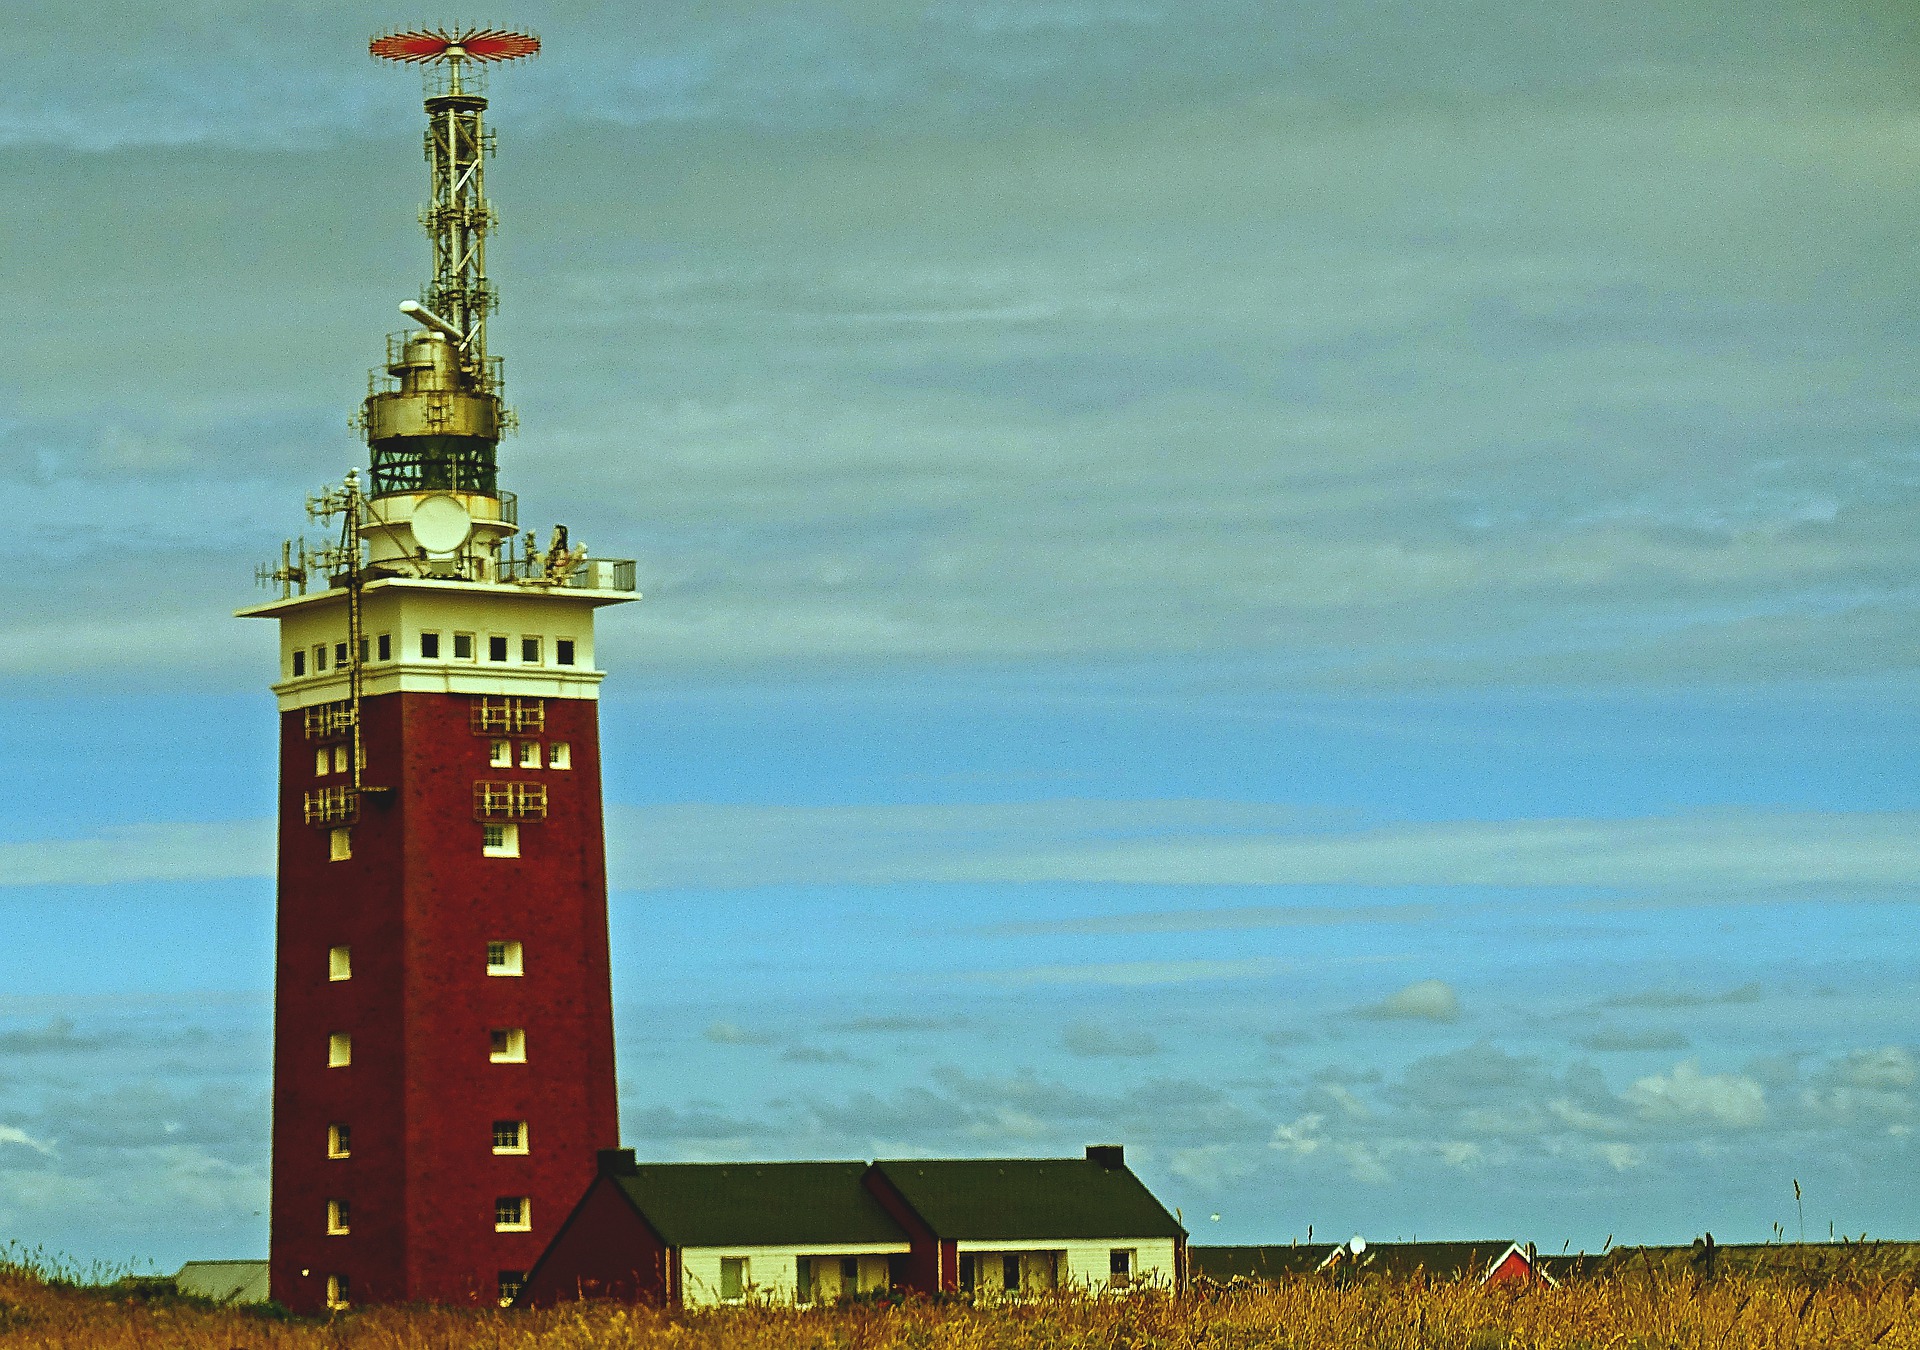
410,494,472,554
1350,1236,1366,1255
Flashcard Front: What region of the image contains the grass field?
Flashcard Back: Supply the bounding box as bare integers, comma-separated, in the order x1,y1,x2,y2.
3,1253,1918,1348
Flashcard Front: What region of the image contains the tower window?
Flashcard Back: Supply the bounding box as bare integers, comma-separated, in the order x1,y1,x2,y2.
292,649,307,677
549,742,571,770
497,1271,526,1308
488,635,509,662
454,632,474,660
556,639,575,666
518,741,541,769
315,748,330,778
481,823,519,857
521,636,541,664
489,739,512,768
486,941,523,976
494,1196,531,1231
329,828,352,862
328,1032,351,1067
492,1119,528,1154
720,1257,747,1302
357,638,368,664
328,946,351,981
335,642,348,668
376,633,391,661
326,1199,350,1235
325,1274,350,1310
489,1028,527,1063
327,1123,351,1159
332,744,349,774
314,645,328,672
421,631,441,659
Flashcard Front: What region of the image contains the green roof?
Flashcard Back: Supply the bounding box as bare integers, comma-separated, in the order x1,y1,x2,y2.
611,1161,908,1249
872,1158,1184,1242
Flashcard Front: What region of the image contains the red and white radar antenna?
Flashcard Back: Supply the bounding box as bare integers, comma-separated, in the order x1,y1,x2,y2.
369,26,540,65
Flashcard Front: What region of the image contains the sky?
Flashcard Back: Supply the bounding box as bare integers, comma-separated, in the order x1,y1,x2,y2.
1,0,1918,1272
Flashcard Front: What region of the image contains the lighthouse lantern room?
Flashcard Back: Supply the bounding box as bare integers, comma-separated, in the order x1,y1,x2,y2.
238,29,633,1313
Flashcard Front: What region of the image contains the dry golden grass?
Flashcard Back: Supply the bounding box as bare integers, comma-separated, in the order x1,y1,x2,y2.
4,1265,1918,1349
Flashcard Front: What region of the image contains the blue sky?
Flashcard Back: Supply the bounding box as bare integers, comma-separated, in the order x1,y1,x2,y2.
2,0,1918,1271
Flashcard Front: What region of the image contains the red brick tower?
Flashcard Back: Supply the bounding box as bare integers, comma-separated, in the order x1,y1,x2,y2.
240,30,632,1313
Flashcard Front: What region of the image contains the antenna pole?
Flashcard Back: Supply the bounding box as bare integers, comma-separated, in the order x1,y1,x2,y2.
423,58,495,372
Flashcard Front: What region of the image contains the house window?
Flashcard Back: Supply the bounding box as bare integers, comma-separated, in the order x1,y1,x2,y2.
453,632,474,660
489,738,512,768
492,1120,528,1154
494,1196,531,1232
328,1032,351,1067
329,828,352,862
1109,1249,1134,1288
327,1198,350,1235
1003,1254,1021,1293
335,642,348,668
327,1123,351,1159
796,1256,813,1304
486,941,523,976
421,631,441,659
556,639,575,666
719,1257,747,1302
292,649,307,677
518,741,541,769
549,742,571,770
842,1256,860,1296
482,823,519,858
521,636,541,664
489,1028,527,1063
314,644,328,672
325,1274,349,1310
376,633,391,661
315,748,330,777
497,1271,526,1308
328,946,351,981
959,1255,975,1293
332,744,349,774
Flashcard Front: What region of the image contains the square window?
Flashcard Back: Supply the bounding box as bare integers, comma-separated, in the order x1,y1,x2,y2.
489,1028,526,1063
328,1032,351,1067
488,635,509,662
335,642,348,668
327,1123,351,1159
486,940,523,976
720,1256,747,1302
315,748,330,778
492,1119,528,1154
521,636,541,664
453,632,474,660
325,1274,349,1310
518,741,541,769
421,631,441,659
549,742,571,770
489,739,512,768
497,1271,526,1308
328,945,351,981
329,828,352,862
556,639,575,666
482,823,519,858
314,645,328,673
292,649,307,677
332,744,349,773
494,1196,531,1231
327,1198,350,1235
377,633,391,661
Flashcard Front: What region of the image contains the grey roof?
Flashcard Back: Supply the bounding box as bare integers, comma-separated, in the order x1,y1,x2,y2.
610,1161,909,1249
871,1158,1184,1242
175,1260,270,1304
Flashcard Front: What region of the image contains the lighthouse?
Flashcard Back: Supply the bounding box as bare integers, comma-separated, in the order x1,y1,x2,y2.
239,29,633,1313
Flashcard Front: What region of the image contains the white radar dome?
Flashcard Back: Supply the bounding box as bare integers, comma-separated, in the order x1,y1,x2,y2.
410,494,473,554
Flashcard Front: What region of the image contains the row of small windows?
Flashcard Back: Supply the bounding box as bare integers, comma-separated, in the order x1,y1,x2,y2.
327,823,524,860
324,1119,525,1160
291,634,577,676
488,739,570,770
324,1272,528,1311
327,1027,525,1067
325,1196,530,1238
327,941,522,981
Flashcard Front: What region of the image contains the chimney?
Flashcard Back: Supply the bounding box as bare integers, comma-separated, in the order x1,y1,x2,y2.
598,1147,637,1176
1086,1144,1125,1170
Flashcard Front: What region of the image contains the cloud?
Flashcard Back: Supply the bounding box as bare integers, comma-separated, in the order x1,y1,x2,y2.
1356,979,1461,1023
1581,1027,1691,1053
1625,1060,1767,1129
0,1126,54,1157
1062,1021,1160,1058
0,822,273,888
